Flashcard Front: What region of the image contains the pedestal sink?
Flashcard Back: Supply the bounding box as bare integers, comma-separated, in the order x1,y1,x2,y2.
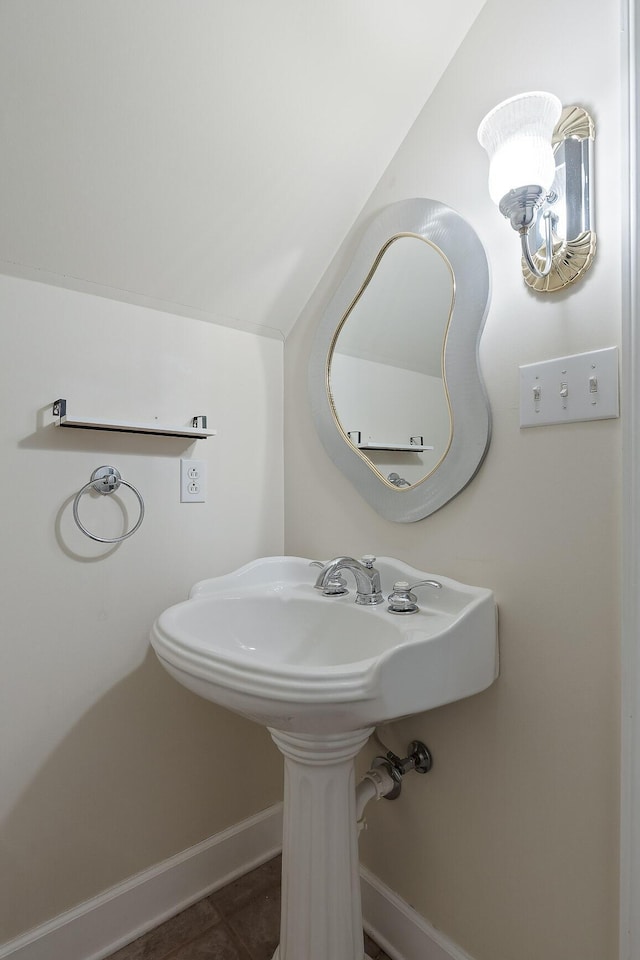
151,556,498,960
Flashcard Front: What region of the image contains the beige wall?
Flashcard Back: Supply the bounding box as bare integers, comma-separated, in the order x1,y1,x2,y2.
284,1,622,958
0,0,623,953
0,275,284,942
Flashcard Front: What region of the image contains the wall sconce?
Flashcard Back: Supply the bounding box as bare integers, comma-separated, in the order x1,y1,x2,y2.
477,91,596,292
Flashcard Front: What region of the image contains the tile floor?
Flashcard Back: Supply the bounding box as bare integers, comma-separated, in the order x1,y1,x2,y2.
106,855,390,960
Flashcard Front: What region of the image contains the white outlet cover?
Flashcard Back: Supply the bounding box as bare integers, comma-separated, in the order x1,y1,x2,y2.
180,458,207,502
519,347,619,428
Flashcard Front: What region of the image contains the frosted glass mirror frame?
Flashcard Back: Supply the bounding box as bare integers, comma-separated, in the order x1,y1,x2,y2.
309,198,492,523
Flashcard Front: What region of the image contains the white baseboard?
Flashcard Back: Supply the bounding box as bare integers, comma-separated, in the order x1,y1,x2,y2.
0,802,473,960
0,803,284,960
361,867,475,960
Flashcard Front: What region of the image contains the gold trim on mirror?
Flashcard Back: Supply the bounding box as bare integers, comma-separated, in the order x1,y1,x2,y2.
324,233,456,492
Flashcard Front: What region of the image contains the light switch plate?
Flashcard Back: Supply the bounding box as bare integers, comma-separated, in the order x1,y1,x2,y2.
519,347,619,428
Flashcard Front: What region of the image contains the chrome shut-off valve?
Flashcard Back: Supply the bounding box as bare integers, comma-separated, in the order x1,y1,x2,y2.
372,740,433,800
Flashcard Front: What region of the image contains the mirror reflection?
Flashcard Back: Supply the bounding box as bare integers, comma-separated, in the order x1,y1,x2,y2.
328,235,455,488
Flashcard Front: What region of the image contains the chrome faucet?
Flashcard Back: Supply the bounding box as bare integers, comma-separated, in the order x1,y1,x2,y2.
314,555,384,605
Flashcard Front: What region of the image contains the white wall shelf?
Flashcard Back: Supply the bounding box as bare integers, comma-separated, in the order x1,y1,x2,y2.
51,399,216,439
357,442,434,452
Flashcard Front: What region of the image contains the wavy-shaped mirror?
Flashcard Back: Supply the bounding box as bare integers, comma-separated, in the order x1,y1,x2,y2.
328,234,454,489
309,198,491,522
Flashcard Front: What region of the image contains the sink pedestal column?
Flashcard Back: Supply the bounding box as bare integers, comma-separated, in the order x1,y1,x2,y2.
269,727,374,960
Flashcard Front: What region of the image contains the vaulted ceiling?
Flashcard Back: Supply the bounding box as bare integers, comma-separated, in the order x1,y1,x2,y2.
0,1,484,338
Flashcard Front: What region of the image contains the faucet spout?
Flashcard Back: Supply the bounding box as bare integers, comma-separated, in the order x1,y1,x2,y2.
315,556,384,605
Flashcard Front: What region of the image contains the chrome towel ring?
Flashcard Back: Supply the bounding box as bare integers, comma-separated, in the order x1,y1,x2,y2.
72,465,145,543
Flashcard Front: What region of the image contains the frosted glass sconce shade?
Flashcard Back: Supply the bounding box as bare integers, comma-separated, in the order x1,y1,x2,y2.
477,92,562,204
477,91,596,292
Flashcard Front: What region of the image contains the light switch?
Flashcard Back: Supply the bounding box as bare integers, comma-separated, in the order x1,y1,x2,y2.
519,347,619,428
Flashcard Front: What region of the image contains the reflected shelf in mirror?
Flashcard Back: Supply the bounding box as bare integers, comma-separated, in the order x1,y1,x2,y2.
347,430,435,453
357,442,435,452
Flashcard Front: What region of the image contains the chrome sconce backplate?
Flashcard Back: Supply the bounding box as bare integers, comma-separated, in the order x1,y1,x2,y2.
523,105,596,292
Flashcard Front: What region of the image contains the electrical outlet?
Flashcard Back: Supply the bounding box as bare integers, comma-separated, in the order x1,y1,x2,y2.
180,459,206,502
519,347,619,428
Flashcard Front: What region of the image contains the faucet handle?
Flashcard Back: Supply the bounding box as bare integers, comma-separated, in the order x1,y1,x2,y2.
387,579,442,615
310,560,349,596
410,579,442,592
360,555,377,568
322,574,349,595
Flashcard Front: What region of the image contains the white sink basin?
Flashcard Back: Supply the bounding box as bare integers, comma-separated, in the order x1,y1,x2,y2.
151,556,498,734
152,556,499,959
